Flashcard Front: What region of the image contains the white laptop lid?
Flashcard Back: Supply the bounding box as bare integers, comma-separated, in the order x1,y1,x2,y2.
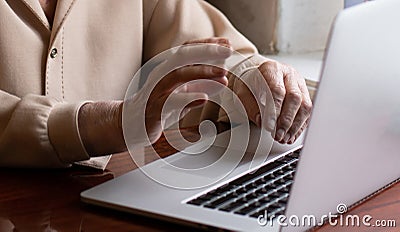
284,0,400,230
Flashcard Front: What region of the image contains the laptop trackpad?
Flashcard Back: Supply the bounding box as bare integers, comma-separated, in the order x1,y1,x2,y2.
141,145,252,189
144,125,276,189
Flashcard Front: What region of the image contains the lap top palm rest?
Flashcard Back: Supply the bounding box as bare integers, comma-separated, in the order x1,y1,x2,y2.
81,1,400,231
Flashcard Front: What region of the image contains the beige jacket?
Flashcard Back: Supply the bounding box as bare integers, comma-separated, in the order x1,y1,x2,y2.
0,0,261,168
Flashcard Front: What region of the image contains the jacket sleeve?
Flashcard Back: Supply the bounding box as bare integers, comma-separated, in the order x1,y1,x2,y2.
0,91,90,168
143,0,259,61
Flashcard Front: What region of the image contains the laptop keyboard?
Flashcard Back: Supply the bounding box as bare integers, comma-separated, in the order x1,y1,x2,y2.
187,149,300,220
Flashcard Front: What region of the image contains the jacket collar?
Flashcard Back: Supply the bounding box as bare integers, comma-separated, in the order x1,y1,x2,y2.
20,0,76,44
50,0,76,45
20,0,50,30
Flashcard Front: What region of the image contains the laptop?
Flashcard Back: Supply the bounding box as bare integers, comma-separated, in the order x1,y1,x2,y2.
81,0,400,231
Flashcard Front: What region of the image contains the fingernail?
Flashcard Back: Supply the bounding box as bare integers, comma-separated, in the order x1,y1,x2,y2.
255,113,261,127
217,38,229,45
266,118,276,131
275,129,285,141
283,133,291,143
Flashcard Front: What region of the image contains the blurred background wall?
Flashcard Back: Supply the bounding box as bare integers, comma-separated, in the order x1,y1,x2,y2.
207,0,278,54
207,0,343,54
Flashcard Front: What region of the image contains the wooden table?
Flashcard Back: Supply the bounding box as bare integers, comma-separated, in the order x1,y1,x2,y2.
0,128,399,231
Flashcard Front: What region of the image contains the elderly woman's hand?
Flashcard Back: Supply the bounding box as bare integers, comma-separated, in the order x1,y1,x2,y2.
123,37,231,145
237,60,313,144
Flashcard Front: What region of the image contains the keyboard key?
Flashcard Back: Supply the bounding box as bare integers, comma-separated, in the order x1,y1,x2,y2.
258,196,273,203
269,181,280,189
217,184,233,192
282,165,293,172
255,188,269,195
289,162,298,169
268,191,282,199
269,208,285,219
266,204,280,212
198,194,214,201
262,182,277,191
239,195,252,202
278,155,294,162
275,178,287,185
235,187,248,194
278,187,290,194
204,196,231,209
230,175,257,186
224,191,240,199
219,200,245,212
250,201,263,208
262,173,275,181
274,169,286,175
265,173,276,179
293,148,301,154
278,201,287,208
283,175,294,182
244,201,266,215
285,180,294,187
244,191,258,199
250,209,268,219
187,198,205,206
245,181,258,189
288,150,301,158
277,195,289,204
207,189,219,196
235,205,255,215
255,178,266,185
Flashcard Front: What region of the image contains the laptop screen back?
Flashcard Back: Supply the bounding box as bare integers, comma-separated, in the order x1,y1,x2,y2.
283,0,400,231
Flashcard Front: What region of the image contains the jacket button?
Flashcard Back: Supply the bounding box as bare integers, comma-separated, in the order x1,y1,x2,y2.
50,48,58,59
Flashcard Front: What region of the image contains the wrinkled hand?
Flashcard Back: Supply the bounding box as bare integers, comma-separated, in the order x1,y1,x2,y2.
238,60,313,144
123,38,231,145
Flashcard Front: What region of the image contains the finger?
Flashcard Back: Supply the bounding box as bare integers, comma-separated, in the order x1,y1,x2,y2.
258,61,286,130
180,77,228,97
286,96,312,140
182,38,232,62
286,76,312,140
184,37,231,48
235,68,276,131
161,65,228,93
276,68,302,142
285,103,311,142
297,77,313,123
288,118,310,144
176,43,232,63
164,92,209,112
234,78,261,127
160,92,209,129
148,92,208,124
297,76,312,103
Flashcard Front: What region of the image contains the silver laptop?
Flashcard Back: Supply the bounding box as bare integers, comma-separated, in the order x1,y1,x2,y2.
81,1,400,231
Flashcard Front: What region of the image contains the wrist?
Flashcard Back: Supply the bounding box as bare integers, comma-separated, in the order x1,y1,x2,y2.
78,101,126,157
